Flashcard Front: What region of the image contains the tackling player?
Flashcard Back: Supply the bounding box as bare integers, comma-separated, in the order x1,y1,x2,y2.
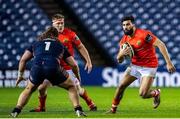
30,14,97,112
107,15,176,113
10,27,86,117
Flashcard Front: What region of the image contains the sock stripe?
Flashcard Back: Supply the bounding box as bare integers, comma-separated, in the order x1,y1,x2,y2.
153,89,160,97
112,104,118,108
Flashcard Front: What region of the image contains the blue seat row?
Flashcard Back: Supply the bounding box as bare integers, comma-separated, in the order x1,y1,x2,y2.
64,0,180,69
0,0,83,69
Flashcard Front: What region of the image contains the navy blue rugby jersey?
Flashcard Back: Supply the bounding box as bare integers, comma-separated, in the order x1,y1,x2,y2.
27,38,71,67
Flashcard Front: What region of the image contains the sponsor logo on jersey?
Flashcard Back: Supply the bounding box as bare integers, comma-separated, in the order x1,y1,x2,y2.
63,38,68,43
137,40,141,46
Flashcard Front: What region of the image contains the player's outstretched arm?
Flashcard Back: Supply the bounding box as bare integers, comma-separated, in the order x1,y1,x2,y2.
16,50,33,86
77,43,92,73
153,38,176,73
65,56,81,81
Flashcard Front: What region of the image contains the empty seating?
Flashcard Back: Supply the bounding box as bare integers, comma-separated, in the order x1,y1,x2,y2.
1,0,180,69
0,0,51,69
64,0,180,69
0,0,84,69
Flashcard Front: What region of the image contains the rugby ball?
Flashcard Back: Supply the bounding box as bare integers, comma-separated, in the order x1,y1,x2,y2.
122,42,134,59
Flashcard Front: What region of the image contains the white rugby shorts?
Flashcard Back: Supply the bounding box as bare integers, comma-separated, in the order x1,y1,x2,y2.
125,64,157,79
66,70,80,85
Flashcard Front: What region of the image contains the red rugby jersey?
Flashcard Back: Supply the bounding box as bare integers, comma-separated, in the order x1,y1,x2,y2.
119,28,158,68
58,28,81,70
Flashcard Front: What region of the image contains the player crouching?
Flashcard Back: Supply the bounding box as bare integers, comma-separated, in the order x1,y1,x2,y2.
10,27,86,117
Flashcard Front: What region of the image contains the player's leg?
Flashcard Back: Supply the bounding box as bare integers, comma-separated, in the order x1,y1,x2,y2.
58,77,86,117
11,65,45,117
77,84,97,111
10,80,38,117
139,76,160,108
51,68,86,117
107,67,137,113
139,67,160,108
67,70,97,111
76,80,97,111
139,76,154,98
30,80,51,112
109,74,136,113
59,77,80,107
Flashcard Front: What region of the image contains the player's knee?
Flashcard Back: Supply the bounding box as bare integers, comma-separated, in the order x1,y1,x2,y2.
38,85,46,92
38,80,50,91
68,84,76,91
60,78,75,90
66,80,76,90
25,85,36,94
38,85,48,96
77,86,85,95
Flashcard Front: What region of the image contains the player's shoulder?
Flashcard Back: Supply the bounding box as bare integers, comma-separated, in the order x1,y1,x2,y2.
121,35,128,41
33,40,41,46
63,28,76,34
137,28,151,34
136,28,152,37
119,35,127,45
52,40,64,50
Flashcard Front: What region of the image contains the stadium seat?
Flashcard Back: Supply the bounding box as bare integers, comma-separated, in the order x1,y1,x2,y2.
1,0,180,69
0,0,50,69
63,0,180,69
0,0,86,69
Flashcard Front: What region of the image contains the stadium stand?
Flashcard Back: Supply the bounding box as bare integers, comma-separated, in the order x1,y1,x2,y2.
62,0,180,69
35,0,110,66
0,0,108,70
0,0,52,69
0,0,180,70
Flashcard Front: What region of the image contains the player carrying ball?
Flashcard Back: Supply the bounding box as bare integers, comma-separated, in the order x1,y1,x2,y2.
107,15,176,113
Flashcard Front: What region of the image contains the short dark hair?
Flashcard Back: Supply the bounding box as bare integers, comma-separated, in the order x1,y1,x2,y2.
52,13,64,20
121,15,135,23
38,26,58,40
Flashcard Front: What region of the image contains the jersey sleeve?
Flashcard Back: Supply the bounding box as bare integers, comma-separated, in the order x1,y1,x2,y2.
145,31,157,44
26,44,33,53
71,32,81,47
62,46,71,60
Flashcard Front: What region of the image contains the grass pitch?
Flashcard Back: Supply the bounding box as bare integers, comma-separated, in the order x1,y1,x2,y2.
0,86,179,118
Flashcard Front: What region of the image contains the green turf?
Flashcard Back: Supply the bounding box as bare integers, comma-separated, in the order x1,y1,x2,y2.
0,87,179,118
